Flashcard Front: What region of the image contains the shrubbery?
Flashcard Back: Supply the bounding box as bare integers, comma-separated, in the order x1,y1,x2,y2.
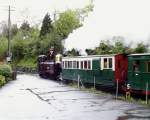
0,75,6,86
0,64,13,81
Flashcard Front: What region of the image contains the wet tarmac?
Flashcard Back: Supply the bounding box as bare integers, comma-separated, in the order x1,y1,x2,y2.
0,74,149,120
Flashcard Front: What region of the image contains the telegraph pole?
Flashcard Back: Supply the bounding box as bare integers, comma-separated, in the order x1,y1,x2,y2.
7,5,14,62
8,6,11,60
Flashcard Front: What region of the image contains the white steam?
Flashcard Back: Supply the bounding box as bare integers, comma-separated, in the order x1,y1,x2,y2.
65,0,150,54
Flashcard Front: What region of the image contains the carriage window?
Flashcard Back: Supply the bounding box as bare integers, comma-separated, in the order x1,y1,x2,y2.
147,61,150,72
68,61,71,68
81,61,83,69
73,61,76,68
88,61,91,69
104,58,108,68
70,61,73,68
67,61,69,69
133,60,140,72
103,58,113,69
109,58,112,68
84,61,88,69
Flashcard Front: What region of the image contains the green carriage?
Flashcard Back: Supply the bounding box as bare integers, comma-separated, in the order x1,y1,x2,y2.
127,53,150,94
62,55,116,87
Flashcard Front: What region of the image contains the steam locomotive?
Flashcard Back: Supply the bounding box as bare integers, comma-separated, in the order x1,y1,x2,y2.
37,47,62,80
38,50,150,95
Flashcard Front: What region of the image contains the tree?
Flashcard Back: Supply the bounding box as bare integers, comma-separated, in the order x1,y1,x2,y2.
66,48,80,56
112,40,126,54
54,10,81,39
0,21,8,38
134,43,148,53
0,37,7,60
85,48,95,55
11,24,18,38
95,40,113,55
76,0,94,22
39,13,53,37
20,21,30,31
20,21,31,39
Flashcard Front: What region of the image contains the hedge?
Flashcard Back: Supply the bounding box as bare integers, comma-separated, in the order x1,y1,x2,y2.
0,75,6,86
0,64,13,80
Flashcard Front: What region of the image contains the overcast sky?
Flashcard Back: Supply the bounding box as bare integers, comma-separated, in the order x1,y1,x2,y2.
0,0,150,53
0,0,89,25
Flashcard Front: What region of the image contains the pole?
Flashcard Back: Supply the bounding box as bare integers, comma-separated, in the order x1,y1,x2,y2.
94,76,95,89
53,10,56,22
8,5,11,60
78,74,80,88
146,82,148,104
116,80,119,99
6,5,15,62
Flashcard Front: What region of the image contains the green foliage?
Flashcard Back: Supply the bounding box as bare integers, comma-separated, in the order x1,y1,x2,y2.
54,10,81,39
0,75,6,86
12,26,40,60
1,6,92,68
112,40,126,54
20,21,30,31
11,24,18,38
0,37,7,60
85,49,95,55
134,42,148,53
40,13,53,37
0,64,12,78
76,0,94,21
95,40,113,55
12,37,27,60
90,36,150,55
66,48,81,56
17,57,37,69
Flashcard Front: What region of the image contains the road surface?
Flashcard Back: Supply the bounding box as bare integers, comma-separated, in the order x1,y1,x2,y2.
0,74,149,120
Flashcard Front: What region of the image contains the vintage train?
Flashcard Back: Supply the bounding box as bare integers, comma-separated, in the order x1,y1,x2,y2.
38,51,150,95
37,47,62,80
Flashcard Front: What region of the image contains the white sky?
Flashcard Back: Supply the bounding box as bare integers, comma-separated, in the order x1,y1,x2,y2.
0,0,89,25
0,0,150,53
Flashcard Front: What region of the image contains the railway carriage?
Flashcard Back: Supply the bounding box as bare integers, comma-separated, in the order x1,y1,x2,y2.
127,53,150,94
62,54,128,88
38,50,150,95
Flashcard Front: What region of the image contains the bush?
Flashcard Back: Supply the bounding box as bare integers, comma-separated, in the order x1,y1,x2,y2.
0,75,6,86
0,64,12,79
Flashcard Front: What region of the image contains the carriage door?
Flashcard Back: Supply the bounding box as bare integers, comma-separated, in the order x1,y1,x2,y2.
115,54,128,85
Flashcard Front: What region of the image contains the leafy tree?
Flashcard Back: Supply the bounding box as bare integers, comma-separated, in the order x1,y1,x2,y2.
39,13,53,37
0,22,18,39
133,42,148,53
85,48,95,55
66,48,80,56
95,40,113,54
0,37,7,60
54,10,81,39
12,26,40,60
11,24,18,38
20,21,30,31
112,40,126,54
76,0,94,21
19,21,31,40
